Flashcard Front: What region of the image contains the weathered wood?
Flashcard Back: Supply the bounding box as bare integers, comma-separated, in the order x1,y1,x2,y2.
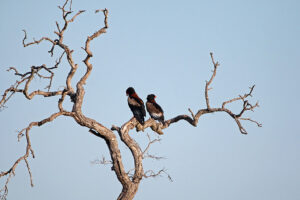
0,1,261,199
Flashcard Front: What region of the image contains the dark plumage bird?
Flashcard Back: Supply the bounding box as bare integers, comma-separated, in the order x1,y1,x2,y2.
146,94,164,124
126,87,146,125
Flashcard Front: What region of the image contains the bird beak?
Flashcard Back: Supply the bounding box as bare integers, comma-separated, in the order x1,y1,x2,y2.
154,96,156,98
126,93,128,96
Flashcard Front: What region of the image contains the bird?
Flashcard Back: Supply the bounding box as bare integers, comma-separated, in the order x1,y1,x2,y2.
126,87,146,125
146,94,165,124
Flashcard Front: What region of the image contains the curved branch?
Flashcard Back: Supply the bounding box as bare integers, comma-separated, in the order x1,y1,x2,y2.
1,2,138,200
0,111,72,199
205,52,220,109
22,30,55,48
143,168,173,182
142,134,163,160
1,0,261,199
1,51,66,109
133,53,261,135
111,118,144,200
135,101,259,135
222,85,255,108
77,114,134,196
111,118,143,183
73,9,108,112
54,2,85,95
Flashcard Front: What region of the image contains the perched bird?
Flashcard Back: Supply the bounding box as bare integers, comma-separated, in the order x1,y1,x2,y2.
146,94,165,124
126,87,146,125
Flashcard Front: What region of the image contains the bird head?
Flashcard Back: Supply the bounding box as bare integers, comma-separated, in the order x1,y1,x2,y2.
126,87,135,96
147,94,156,102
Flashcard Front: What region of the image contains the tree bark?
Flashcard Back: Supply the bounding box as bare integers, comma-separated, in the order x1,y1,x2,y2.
118,183,139,200
0,1,261,199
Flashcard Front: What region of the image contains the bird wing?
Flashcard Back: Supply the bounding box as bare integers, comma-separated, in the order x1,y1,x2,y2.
131,93,144,105
128,96,146,117
146,101,164,122
146,102,163,115
132,94,146,117
153,102,163,113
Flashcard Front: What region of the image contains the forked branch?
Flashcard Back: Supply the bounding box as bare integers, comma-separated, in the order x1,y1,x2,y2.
0,0,261,199
143,168,173,182
132,53,261,135
142,134,164,160
0,111,72,199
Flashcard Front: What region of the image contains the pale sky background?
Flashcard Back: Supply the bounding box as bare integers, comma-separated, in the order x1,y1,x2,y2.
0,0,299,199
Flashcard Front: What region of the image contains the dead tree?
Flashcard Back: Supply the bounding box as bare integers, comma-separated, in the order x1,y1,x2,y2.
0,1,261,200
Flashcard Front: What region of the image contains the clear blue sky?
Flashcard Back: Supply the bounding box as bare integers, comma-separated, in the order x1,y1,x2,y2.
0,0,299,199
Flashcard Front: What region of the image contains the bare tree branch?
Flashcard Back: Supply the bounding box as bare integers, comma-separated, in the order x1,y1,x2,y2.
24,158,34,187
111,118,144,184
0,1,261,199
222,85,255,108
143,168,173,182
132,53,261,135
0,111,72,199
0,51,66,110
91,156,113,165
240,117,262,127
22,30,55,48
205,52,220,109
142,134,164,160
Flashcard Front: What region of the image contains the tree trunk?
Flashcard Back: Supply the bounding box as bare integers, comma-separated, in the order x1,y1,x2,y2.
117,183,139,200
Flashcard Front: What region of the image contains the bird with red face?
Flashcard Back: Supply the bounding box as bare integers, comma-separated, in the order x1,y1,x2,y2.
126,87,146,125
146,94,165,124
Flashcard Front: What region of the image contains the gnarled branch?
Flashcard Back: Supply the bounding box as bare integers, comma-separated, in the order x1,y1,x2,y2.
143,168,173,182
0,111,72,199
132,53,261,135
0,0,261,200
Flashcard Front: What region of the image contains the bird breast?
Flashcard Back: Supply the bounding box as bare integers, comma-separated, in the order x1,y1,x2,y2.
151,112,163,118
128,97,140,106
